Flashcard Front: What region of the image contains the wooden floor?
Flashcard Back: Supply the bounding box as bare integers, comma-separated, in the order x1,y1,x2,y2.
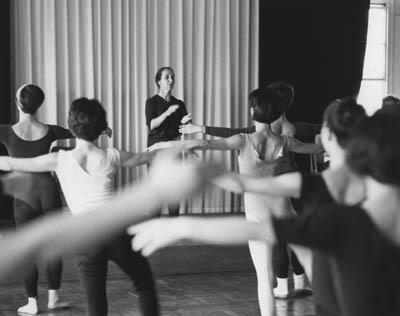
0,272,316,316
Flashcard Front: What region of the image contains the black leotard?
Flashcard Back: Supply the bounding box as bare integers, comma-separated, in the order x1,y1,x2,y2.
0,124,73,297
273,176,400,316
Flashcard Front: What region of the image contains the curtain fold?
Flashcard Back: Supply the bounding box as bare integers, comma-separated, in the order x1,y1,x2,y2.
259,0,369,123
13,0,259,214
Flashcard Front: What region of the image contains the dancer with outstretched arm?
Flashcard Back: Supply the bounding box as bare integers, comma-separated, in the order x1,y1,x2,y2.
149,86,322,316
0,98,158,316
131,106,400,316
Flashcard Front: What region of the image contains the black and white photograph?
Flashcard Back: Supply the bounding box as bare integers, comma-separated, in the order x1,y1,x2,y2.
0,0,399,315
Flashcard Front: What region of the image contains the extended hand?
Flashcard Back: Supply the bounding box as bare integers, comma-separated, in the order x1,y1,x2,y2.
166,104,179,116
179,123,204,134
181,113,192,125
211,173,244,194
147,150,224,203
128,218,183,256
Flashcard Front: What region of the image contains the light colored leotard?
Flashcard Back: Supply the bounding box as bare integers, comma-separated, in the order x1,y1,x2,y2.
238,133,292,221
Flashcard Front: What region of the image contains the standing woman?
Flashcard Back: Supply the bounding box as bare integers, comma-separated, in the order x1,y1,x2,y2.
0,98,159,316
0,84,73,314
179,81,314,296
145,66,190,216
149,87,322,316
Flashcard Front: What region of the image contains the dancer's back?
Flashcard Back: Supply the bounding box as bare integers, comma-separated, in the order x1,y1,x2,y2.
238,132,292,220
56,147,120,215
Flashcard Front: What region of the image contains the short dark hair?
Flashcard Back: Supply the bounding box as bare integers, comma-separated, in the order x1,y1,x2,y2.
16,84,45,114
68,98,108,141
267,81,294,114
155,67,174,88
249,87,284,124
382,95,400,107
323,97,366,148
346,111,400,185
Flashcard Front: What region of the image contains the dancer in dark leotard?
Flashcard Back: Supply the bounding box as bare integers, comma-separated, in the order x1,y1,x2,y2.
0,84,73,314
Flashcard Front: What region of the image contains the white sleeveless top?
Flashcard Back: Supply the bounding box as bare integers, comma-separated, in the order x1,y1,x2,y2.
238,134,291,220
56,148,121,215
238,133,289,176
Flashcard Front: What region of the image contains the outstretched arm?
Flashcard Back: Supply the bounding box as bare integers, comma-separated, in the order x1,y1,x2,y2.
148,134,245,152
129,216,275,256
180,123,255,138
213,171,302,198
0,150,223,280
119,151,157,167
0,153,58,172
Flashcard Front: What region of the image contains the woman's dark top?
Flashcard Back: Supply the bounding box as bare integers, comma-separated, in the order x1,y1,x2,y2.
0,124,73,158
145,95,187,147
299,174,339,315
0,124,73,213
273,190,400,316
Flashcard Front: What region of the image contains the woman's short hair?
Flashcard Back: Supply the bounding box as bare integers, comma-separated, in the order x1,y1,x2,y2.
347,110,400,185
68,98,108,141
155,67,174,88
16,84,45,114
249,87,284,124
267,81,294,114
382,95,400,107
323,97,366,148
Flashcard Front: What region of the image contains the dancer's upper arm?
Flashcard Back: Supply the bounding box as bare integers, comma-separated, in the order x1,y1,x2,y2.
120,151,156,168
242,172,302,197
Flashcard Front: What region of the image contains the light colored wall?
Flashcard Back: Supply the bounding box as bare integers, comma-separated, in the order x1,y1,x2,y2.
389,0,400,96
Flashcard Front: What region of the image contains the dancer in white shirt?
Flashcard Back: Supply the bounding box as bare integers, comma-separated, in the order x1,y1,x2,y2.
0,98,159,316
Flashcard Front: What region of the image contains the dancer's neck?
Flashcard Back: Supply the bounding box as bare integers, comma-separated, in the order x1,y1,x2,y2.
74,138,98,151
158,90,171,102
18,112,37,124
328,147,346,169
254,121,274,135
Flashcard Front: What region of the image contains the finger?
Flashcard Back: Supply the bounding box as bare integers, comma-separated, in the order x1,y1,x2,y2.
131,236,145,252
131,232,152,252
127,223,141,235
127,219,158,236
141,242,159,257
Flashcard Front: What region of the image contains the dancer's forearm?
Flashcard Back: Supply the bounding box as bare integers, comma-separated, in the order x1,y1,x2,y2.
130,216,277,256
0,154,57,172
214,172,302,198
179,217,275,245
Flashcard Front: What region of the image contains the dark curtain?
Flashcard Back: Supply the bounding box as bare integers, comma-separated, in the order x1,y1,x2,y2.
259,0,370,123
0,0,12,223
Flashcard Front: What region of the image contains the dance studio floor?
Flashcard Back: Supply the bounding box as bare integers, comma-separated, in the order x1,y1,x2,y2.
0,272,315,316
